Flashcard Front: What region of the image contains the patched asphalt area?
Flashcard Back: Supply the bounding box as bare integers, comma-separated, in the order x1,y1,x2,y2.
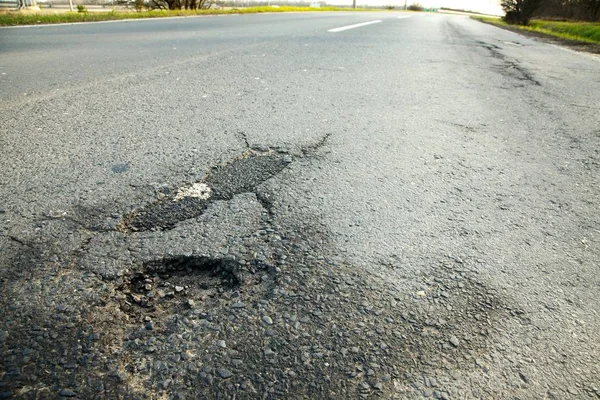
205,151,290,200
0,142,526,400
119,151,290,233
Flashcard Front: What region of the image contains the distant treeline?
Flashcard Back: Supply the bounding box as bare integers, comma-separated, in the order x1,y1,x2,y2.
536,0,600,21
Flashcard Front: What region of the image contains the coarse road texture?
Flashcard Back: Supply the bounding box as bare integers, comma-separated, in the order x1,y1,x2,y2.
1,11,599,399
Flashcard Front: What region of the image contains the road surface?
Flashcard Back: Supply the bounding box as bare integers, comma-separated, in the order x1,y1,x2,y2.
1,12,599,399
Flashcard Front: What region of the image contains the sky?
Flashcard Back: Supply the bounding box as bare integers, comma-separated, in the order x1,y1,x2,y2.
431,0,502,15
324,0,503,15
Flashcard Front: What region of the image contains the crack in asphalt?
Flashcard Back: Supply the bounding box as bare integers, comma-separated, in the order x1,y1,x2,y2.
2,234,34,248
301,132,333,157
504,61,541,86
236,130,251,149
255,190,275,216
479,42,541,86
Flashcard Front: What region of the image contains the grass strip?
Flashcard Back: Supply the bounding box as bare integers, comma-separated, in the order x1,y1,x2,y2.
473,16,600,45
0,6,379,26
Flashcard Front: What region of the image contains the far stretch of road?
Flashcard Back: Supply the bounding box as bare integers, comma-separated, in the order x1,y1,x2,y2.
1,12,435,101
1,11,599,399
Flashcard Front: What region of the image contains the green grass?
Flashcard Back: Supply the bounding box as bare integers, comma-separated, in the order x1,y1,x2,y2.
0,6,375,26
473,16,600,45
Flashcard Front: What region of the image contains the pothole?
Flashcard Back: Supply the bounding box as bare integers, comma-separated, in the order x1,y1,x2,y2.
118,151,290,232
142,255,242,287
117,255,266,317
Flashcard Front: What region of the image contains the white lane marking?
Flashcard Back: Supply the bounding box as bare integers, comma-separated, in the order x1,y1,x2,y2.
397,15,411,19
328,20,382,33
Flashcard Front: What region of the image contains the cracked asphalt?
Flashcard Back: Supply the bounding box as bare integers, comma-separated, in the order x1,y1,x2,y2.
1,12,600,399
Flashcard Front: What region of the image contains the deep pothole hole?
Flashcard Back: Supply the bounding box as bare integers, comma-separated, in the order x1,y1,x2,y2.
118,256,247,315
143,256,242,287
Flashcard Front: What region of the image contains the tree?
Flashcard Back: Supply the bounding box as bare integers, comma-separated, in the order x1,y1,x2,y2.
501,0,543,25
583,0,600,20
533,0,600,21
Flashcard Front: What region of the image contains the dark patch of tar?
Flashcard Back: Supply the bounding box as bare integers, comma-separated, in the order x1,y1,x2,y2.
205,153,288,200
123,196,209,232
119,152,288,232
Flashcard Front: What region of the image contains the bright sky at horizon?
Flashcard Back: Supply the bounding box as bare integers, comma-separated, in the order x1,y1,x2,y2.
325,0,503,15
432,0,502,15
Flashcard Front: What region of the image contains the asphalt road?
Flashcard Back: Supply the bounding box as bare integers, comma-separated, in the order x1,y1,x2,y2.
1,12,600,399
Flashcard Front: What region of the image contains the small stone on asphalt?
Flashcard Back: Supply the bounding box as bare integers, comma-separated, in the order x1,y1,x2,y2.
217,368,233,379
449,335,460,347
59,389,77,397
